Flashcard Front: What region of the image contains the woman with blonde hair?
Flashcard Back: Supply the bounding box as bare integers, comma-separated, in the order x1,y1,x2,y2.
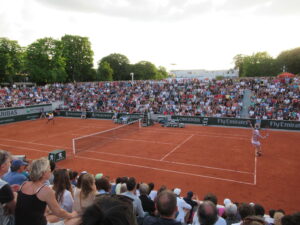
72,173,97,215
15,157,77,225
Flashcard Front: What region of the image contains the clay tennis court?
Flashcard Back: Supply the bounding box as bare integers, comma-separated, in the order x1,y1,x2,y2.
0,117,299,213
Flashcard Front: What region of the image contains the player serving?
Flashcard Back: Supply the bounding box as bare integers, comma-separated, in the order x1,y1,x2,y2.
248,121,268,157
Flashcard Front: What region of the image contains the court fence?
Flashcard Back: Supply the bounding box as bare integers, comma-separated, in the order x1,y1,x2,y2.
0,104,52,125
1,107,299,131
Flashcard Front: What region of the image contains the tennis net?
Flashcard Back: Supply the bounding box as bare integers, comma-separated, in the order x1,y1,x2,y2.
72,119,141,154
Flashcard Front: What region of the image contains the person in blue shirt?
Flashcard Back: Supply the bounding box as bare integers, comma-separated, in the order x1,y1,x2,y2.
3,159,28,186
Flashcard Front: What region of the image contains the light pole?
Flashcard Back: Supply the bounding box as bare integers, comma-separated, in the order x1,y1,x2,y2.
130,72,134,83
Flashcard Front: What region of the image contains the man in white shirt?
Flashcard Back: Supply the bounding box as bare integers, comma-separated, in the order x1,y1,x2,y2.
174,188,191,224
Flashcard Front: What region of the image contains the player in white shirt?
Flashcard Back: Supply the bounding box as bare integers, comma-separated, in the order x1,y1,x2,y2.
249,121,268,157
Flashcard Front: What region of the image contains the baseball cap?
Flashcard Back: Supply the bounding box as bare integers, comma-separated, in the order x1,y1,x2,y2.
12,160,28,168
174,188,181,196
224,198,232,206
95,173,103,179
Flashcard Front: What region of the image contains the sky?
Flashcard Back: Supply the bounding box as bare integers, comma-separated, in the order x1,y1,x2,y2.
1,0,300,71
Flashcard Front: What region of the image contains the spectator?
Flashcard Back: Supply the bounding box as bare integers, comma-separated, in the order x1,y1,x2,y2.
253,204,265,218
204,193,224,217
0,150,15,225
47,169,74,224
14,157,77,225
232,203,255,225
241,216,266,225
148,182,157,201
73,173,97,215
48,161,56,185
122,177,145,219
95,177,111,194
193,200,226,225
111,177,121,194
173,188,192,224
139,183,155,216
143,190,182,225
79,194,137,225
183,191,199,224
3,159,28,186
281,212,300,225
273,211,284,225
224,203,239,225
52,169,74,212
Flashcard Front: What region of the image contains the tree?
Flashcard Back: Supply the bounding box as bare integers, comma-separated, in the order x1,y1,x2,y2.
156,66,169,80
233,54,245,77
0,38,23,83
233,52,279,77
25,37,67,84
131,61,158,80
98,53,130,80
277,47,300,75
61,35,94,82
97,61,113,81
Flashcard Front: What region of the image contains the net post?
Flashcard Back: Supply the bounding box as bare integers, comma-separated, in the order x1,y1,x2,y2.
72,138,76,155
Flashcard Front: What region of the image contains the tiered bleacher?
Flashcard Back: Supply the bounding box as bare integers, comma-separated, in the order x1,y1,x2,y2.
1,76,299,120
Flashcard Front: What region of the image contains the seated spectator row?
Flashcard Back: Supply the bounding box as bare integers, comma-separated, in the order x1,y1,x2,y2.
1,150,299,225
0,77,299,120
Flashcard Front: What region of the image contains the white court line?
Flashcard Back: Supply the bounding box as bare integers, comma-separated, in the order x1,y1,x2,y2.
143,128,249,138
71,133,174,145
160,134,194,161
143,129,249,141
31,126,87,143
254,155,257,185
0,137,71,150
0,143,72,157
85,149,253,174
0,141,254,184
0,134,254,175
75,155,255,185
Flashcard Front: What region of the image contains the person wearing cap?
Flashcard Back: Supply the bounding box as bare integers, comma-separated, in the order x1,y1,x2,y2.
3,159,28,186
174,188,192,224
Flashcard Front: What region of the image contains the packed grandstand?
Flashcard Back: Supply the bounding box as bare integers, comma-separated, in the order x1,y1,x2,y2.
0,76,299,121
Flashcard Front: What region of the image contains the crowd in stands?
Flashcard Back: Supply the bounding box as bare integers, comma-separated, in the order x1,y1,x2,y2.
0,76,299,120
1,150,299,225
248,77,300,120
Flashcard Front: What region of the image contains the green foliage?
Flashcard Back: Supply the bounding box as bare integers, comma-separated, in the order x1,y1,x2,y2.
98,53,130,80
215,75,225,80
156,66,169,80
233,52,280,77
61,35,94,82
0,38,23,83
277,47,300,75
25,37,67,84
131,61,157,80
97,61,113,81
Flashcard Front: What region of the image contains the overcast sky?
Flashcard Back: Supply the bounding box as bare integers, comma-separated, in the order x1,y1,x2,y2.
1,0,299,70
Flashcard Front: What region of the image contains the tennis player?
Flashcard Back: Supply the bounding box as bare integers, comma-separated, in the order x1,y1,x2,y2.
46,112,55,124
248,121,268,157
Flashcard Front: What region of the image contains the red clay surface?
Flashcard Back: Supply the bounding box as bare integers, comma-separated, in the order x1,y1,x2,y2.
0,117,299,213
